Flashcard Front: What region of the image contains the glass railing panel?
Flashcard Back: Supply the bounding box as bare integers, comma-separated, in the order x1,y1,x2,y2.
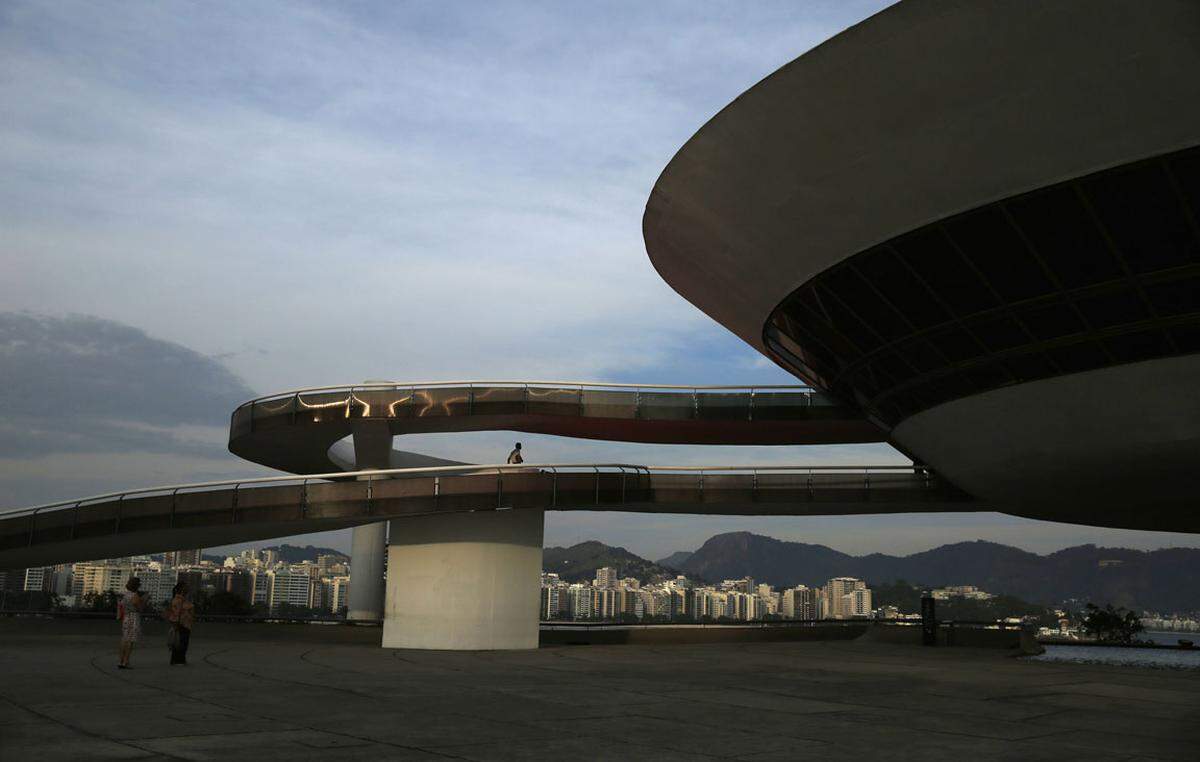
698,473,756,504
251,396,295,430
498,471,554,509
230,404,253,439
306,481,368,519
436,473,500,511
296,391,350,424
621,473,653,504
808,472,870,502
859,472,927,502
412,387,470,418
527,387,581,416
808,392,840,407
74,501,121,538
648,473,703,504
551,473,602,508
637,391,696,421
30,507,74,544
0,514,30,550
371,477,438,515
749,392,812,421
117,494,174,533
236,484,304,523
752,472,814,503
594,473,626,505
350,389,410,419
696,393,752,421
580,390,636,419
174,489,235,528
471,386,526,417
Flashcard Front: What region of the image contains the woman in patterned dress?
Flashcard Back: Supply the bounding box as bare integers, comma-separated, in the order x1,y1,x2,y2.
118,577,144,669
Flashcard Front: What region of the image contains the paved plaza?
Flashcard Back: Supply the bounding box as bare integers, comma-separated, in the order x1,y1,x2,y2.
1,618,1197,761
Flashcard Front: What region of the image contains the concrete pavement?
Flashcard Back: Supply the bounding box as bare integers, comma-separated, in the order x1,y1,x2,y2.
1,618,1197,761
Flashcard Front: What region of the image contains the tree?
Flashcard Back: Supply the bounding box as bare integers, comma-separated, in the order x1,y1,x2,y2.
1080,602,1145,644
201,591,253,616
82,590,121,612
274,602,317,618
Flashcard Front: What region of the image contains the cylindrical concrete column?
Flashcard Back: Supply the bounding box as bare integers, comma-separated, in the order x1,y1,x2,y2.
347,521,387,620
383,509,544,650
347,421,391,621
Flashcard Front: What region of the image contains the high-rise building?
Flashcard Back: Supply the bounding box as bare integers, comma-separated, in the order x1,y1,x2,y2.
568,583,592,620
137,566,178,605
166,549,202,566
822,578,869,620
316,554,346,576
249,569,271,605
0,569,22,592
212,568,251,601
269,567,314,611
592,587,618,619
71,562,128,599
594,567,617,589
23,567,52,592
262,549,280,568
541,584,560,620
842,587,873,618
616,587,642,619
783,585,818,620
51,564,73,596
330,575,351,613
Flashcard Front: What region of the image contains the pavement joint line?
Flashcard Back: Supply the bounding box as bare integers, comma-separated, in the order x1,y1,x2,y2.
188,647,655,757
391,650,469,673
425,703,797,758
83,650,462,759
422,730,732,760
0,690,193,762
198,648,374,699
120,727,317,743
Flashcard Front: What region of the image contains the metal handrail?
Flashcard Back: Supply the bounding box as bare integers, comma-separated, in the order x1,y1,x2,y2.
236,380,814,409
1,463,923,520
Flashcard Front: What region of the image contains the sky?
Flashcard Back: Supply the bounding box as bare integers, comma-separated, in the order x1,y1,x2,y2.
2,0,1197,561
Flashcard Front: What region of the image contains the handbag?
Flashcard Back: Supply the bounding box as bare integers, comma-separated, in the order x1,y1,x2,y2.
167,624,180,650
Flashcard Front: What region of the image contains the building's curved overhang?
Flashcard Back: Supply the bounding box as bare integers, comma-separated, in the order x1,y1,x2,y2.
643,0,1200,382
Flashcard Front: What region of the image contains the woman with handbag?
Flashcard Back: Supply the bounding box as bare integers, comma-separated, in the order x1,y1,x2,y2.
166,581,195,665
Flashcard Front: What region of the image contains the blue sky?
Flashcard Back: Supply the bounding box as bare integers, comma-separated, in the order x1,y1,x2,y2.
2,1,1197,559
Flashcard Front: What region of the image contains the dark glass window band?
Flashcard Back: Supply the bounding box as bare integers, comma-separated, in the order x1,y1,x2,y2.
765,144,1200,427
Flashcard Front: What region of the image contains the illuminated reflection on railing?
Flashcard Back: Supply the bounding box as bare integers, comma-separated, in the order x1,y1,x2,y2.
232,382,836,438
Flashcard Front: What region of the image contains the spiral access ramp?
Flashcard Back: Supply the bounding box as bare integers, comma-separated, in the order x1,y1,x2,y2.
0,381,981,569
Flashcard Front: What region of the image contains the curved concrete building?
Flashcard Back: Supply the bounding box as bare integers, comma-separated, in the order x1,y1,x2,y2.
644,0,1200,532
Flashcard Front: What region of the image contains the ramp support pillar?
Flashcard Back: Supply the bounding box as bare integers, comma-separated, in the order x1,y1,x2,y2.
383,509,544,650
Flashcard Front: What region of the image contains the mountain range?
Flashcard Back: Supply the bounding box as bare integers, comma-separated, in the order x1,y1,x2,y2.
566,531,1200,613
202,544,347,565
543,540,678,583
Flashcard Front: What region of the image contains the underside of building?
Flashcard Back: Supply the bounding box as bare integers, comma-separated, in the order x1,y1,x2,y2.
644,0,1200,531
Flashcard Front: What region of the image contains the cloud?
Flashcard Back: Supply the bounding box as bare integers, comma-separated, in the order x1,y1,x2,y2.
0,312,253,455
0,312,264,507
0,1,884,395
